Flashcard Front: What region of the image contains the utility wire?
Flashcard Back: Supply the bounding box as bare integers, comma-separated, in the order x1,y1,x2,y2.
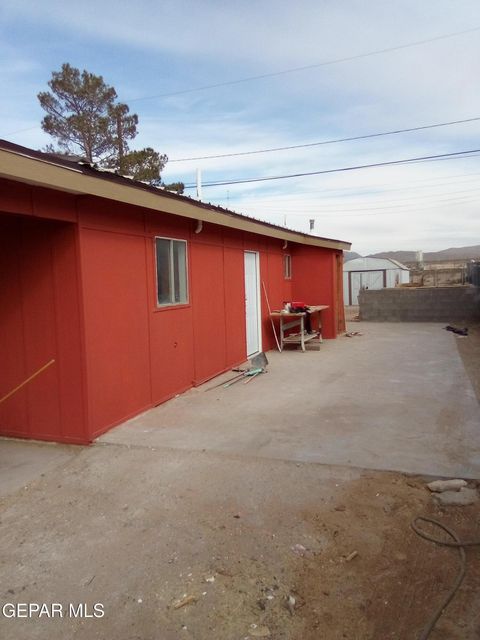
226,171,480,202
182,148,480,189
9,113,480,153
169,116,480,162
6,27,480,138
246,193,480,216
232,173,480,204
244,187,480,214
128,26,480,103
245,183,480,207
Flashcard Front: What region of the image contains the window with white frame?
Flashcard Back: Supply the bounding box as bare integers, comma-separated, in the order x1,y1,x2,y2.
155,237,188,306
283,254,292,279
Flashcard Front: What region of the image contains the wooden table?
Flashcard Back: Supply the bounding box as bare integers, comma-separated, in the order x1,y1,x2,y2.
270,305,329,352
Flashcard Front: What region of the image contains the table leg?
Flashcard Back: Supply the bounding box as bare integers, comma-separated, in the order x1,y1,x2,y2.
300,316,305,351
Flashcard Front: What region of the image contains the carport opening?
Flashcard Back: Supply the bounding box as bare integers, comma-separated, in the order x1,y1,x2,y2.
0,213,86,442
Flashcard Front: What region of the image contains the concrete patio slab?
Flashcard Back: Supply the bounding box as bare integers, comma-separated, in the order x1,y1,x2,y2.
101,322,480,478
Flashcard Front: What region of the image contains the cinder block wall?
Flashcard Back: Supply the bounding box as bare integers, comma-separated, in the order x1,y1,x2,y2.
358,286,480,322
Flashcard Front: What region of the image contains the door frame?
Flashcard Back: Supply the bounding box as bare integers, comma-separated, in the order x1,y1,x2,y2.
244,250,262,357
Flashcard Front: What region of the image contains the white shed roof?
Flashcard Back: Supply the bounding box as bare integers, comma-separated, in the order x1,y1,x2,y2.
343,257,409,271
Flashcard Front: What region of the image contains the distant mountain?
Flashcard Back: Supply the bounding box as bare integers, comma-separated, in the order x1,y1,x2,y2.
344,251,362,262
368,250,416,262
369,245,480,262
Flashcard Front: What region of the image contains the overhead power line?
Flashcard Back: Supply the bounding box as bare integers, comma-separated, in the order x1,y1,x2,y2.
128,26,480,103
169,116,480,162
6,27,480,138
294,194,480,217
237,194,480,220
226,171,480,202
183,148,480,189
231,172,480,203
245,184,480,212
249,194,480,215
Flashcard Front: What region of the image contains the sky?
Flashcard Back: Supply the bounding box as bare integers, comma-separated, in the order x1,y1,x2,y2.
1,0,480,255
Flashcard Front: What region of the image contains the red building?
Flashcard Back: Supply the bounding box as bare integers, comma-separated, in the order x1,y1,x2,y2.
0,140,350,444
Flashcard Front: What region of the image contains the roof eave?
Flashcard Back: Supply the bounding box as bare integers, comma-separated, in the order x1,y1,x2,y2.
0,147,351,251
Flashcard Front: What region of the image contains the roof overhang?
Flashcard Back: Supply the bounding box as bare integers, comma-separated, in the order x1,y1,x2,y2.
0,145,351,251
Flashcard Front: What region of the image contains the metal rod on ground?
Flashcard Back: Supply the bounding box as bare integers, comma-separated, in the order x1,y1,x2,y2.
261,281,281,352
0,359,55,406
205,372,244,391
224,375,247,389
244,370,262,384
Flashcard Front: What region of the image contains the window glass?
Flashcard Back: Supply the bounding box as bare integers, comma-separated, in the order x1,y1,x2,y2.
155,238,188,306
156,238,171,304
173,240,187,303
284,254,292,279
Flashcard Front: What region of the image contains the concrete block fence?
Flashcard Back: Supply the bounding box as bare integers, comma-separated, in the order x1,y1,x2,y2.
358,286,480,323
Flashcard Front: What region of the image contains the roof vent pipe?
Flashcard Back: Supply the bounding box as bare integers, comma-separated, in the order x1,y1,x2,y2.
196,168,202,201
195,220,203,234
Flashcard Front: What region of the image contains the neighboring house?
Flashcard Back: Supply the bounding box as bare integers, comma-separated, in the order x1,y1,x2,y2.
0,140,351,444
343,257,409,305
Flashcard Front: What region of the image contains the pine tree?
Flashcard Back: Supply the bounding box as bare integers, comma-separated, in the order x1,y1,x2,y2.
38,63,182,190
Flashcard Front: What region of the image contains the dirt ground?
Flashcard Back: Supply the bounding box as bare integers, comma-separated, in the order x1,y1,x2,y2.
1,324,479,639
1,451,480,640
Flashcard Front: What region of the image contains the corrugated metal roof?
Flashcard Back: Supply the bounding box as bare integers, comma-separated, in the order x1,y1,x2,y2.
387,258,410,270
343,257,410,271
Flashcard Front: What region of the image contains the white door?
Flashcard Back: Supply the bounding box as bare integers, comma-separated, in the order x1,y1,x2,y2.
244,251,261,356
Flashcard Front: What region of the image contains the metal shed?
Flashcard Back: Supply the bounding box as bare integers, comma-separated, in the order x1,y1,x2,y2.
343,257,410,305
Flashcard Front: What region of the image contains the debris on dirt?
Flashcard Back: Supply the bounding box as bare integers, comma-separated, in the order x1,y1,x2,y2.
233,514,241,519
344,331,363,337
444,325,468,336
286,594,296,616
204,575,215,583
249,624,271,637
345,550,359,562
257,598,267,610
427,478,467,492
334,504,346,511
433,487,478,506
171,594,198,610
291,543,307,556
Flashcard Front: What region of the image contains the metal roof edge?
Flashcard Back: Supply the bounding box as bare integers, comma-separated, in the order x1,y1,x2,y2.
0,142,351,251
